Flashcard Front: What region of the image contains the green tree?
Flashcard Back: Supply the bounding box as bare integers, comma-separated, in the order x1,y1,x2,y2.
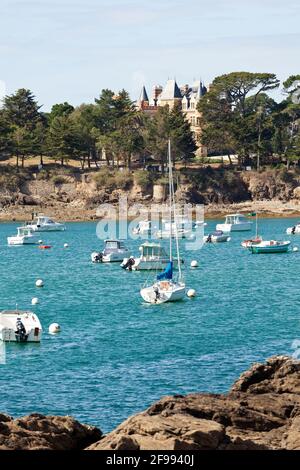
198,72,280,166
3,88,41,130
0,111,12,159
47,116,75,166
48,102,75,123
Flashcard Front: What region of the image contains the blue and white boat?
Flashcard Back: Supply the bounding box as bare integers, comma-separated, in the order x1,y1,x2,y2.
140,141,185,304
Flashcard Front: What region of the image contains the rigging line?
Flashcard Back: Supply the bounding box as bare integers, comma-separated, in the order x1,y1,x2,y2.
168,139,173,262
169,139,182,281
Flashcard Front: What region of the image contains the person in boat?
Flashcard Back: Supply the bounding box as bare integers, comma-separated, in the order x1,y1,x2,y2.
154,286,160,303
292,226,296,234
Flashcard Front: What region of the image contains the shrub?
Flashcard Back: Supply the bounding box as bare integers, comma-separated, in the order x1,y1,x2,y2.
134,170,151,189
93,168,133,190
51,175,67,185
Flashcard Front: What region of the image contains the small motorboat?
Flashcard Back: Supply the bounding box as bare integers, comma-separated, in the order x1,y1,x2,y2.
132,220,157,236
91,239,129,263
121,242,183,271
216,214,252,232
25,214,65,232
248,240,291,254
155,218,205,239
7,227,40,245
203,230,230,243
0,310,42,342
286,223,300,235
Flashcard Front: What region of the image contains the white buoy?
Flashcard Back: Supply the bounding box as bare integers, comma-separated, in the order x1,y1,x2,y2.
227,237,231,242
31,297,39,305
38,240,43,244
49,323,61,334
190,260,198,268
35,279,44,288
187,289,196,298
64,243,69,248
293,246,299,252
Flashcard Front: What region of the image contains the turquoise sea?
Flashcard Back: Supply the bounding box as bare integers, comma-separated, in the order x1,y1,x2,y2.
0,218,300,432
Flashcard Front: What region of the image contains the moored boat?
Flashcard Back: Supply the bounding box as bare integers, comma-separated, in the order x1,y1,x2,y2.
7,227,40,245
203,230,230,243
132,220,157,236
91,239,129,263
0,310,42,342
216,214,252,232
25,214,65,232
248,240,291,254
286,223,300,235
140,140,186,304
121,242,183,271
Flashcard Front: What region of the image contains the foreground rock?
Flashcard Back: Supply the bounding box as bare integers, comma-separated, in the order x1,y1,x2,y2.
0,414,101,450
87,356,300,450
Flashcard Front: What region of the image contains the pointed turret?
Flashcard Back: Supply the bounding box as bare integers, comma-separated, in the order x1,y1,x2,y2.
159,79,182,101
139,85,149,103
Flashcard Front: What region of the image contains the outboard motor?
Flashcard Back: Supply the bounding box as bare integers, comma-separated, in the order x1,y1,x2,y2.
122,257,135,271
15,318,28,342
94,252,103,263
206,234,212,243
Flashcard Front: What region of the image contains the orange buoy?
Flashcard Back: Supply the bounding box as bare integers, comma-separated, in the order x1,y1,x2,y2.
39,245,52,250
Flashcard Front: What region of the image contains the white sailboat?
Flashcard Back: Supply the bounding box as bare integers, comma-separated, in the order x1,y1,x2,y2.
140,140,185,304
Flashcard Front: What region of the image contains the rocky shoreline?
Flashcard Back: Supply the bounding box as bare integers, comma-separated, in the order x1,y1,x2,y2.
1,356,300,450
1,200,300,223
2,167,300,222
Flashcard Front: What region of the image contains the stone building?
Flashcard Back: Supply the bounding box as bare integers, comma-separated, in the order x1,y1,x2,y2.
137,78,207,156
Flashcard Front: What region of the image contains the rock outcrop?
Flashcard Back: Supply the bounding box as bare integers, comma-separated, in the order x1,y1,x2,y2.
0,413,102,450
87,356,300,450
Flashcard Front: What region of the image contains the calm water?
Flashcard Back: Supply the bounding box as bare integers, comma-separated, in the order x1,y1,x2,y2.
0,218,299,432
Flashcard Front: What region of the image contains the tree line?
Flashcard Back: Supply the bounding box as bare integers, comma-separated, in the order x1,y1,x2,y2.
198,72,300,169
0,71,299,172
0,88,195,172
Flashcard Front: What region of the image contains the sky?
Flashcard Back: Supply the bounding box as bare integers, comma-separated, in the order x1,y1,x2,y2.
0,0,299,110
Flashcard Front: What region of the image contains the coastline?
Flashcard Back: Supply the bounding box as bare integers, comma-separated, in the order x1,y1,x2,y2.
1,199,300,222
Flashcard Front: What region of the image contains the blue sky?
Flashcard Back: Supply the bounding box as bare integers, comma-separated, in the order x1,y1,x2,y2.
0,0,299,110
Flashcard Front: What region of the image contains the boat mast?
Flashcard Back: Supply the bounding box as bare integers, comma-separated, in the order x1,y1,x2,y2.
168,140,172,262
168,140,182,281
256,213,258,238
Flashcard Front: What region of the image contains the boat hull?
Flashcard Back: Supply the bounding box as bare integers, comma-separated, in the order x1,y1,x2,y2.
140,282,186,304
123,257,183,271
0,310,42,342
287,226,300,235
91,251,129,263
216,222,252,232
28,224,65,232
7,236,39,245
249,241,290,254
203,235,230,243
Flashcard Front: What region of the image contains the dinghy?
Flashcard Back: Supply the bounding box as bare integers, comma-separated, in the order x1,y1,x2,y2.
248,240,290,254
